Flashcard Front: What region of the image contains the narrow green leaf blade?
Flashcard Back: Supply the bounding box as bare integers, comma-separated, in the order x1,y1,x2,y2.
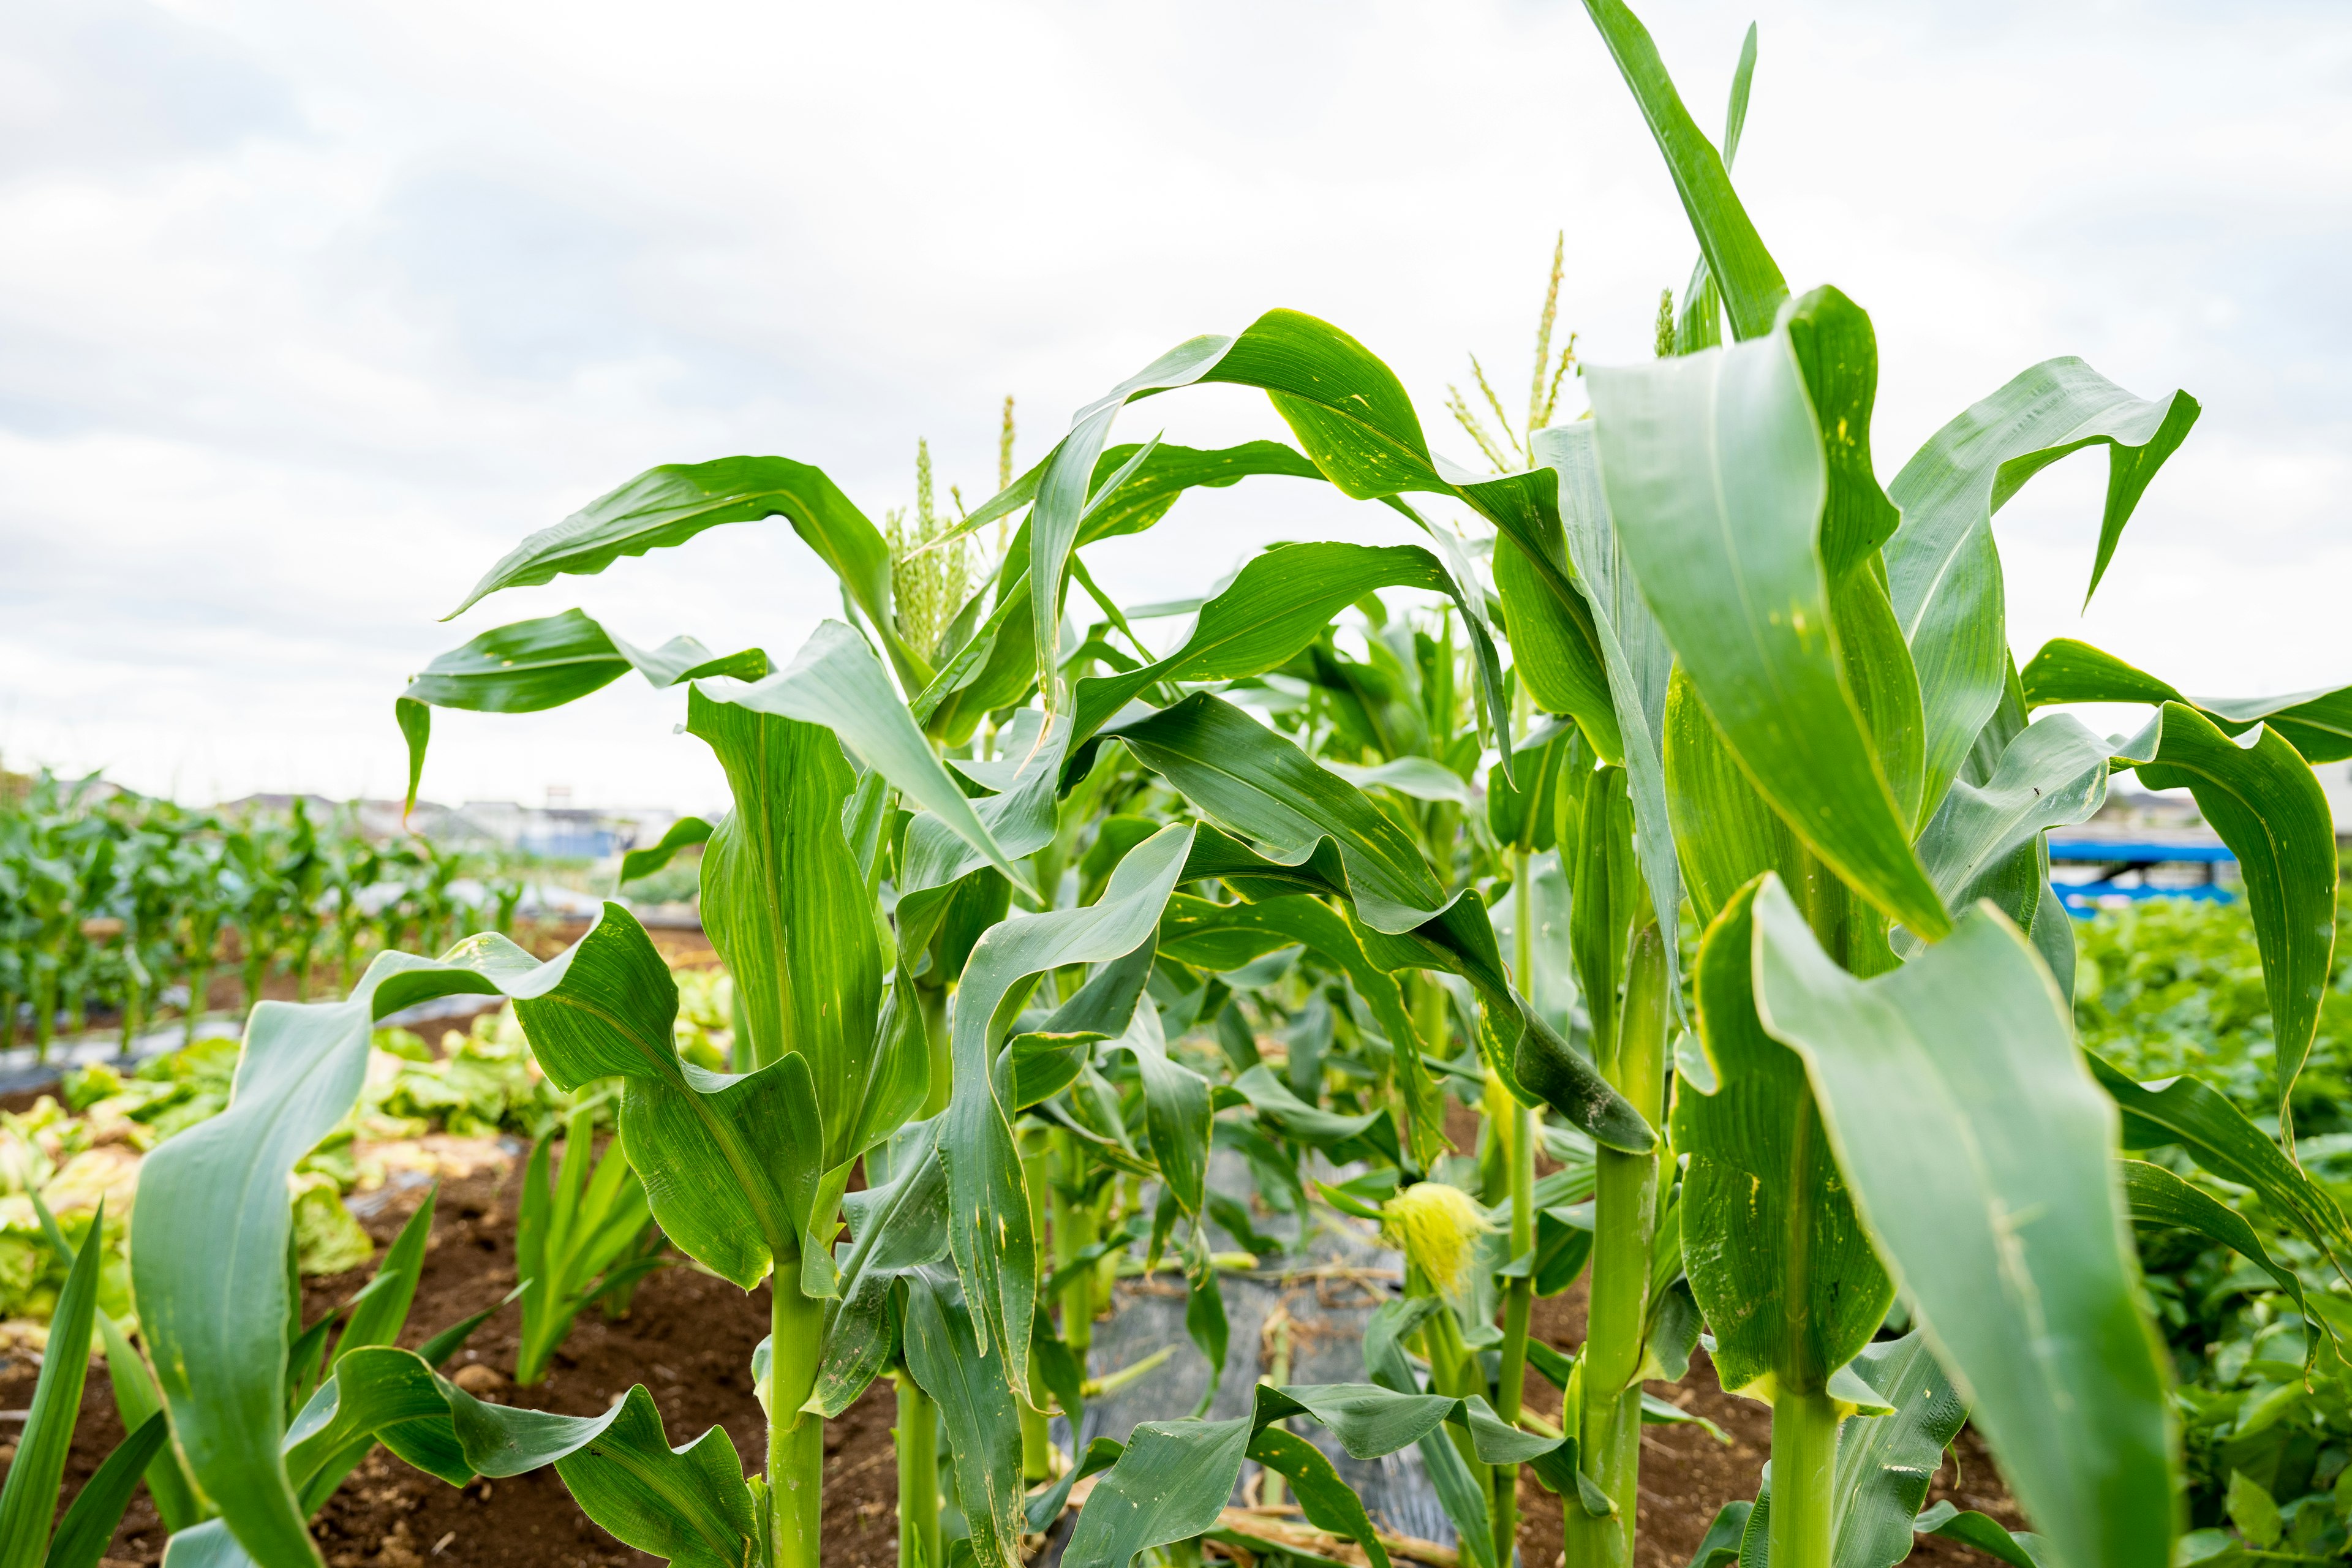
1888,361,2199,813
1580,0,1789,339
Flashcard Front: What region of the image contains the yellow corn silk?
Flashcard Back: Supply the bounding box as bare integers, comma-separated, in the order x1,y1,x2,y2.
1382,1180,1494,1298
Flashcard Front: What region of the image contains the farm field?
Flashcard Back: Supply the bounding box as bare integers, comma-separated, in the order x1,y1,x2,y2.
3,4,2346,1568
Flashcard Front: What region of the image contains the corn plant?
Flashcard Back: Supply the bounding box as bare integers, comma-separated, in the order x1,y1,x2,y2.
511,1099,662,1385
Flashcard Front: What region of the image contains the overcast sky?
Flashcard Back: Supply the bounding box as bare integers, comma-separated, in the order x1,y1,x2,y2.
4,0,2346,815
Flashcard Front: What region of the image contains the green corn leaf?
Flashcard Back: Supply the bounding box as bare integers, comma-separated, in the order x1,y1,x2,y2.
1830,1333,1967,1568
403,608,764,713
1913,714,2111,925
619,816,714,886
1158,892,1441,1167
1888,363,2198,818
2111,703,2339,1114
161,1520,256,1568
133,957,507,1568
903,1265,1026,1568
1749,876,2171,1568
130,916,823,1568
1365,1298,1496,1568
1027,1438,1127,1534
1580,0,1789,340
45,1411,172,1568
1912,1502,2052,1568
2022,637,2352,764
1664,667,1896,979
696,620,1025,889
1069,540,1506,753
336,1187,436,1359
1037,306,1697,763
534,1388,758,1568
2119,1159,2316,1334
0,1197,105,1568
1155,794,1648,1153
443,450,923,677
394,698,429,818
1688,1502,1754,1568
812,1123,951,1417
284,1347,471,1494
1120,1001,1212,1216
1108,694,1447,928
1023,337,1237,698
395,609,765,805
1677,884,1892,1404
2089,1050,2352,1265
1532,421,1683,988
942,823,1195,1433
1585,325,1950,941
687,685,886,1142
1493,530,1621,763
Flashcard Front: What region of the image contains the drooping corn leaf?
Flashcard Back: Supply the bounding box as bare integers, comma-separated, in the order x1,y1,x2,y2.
2119,1159,2314,1329
1913,713,2111,924
1887,361,2199,818
695,620,1025,888
1584,328,1949,941
2111,703,2339,1114
404,608,766,715
1751,879,2171,1568
2022,638,2352,764
619,816,714,886
1113,699,1650,1152
940,822,1196,1511
2089,1051,2352,1264
811,1121,951,1418
1068,541,1505,756
396,609,766,805
1830,1333,1967,1568
445,450,922,674
1677,882,1891,1403
1580,0,1788,340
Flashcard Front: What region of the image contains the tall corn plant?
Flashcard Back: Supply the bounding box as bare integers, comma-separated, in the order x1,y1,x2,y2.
1494,7,2329,1568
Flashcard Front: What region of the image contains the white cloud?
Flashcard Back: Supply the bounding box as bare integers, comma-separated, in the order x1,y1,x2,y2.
3,0,2347,808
